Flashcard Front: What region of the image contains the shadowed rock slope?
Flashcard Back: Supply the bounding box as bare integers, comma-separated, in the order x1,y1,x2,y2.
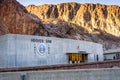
0,0,47,36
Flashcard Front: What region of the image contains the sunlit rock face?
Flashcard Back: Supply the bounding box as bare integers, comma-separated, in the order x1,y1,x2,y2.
26,3,120,50
26,3,120,37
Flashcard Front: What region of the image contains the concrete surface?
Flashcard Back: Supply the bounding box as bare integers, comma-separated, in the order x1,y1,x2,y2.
0,34,103,67
0,68,120,80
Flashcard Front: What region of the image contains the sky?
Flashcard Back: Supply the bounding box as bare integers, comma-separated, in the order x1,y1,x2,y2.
17,0,120,6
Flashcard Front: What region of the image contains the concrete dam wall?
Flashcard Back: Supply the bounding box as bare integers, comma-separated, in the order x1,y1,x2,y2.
0,34,103,68
0,68,120,80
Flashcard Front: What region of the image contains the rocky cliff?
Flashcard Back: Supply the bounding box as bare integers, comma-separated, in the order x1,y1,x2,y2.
0,21,8,35
0,0,47,36
1,0,120,50
26,3,120,50
26,3,120,37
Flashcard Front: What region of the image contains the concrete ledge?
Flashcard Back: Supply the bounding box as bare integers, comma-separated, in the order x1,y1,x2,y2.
0,60,120,72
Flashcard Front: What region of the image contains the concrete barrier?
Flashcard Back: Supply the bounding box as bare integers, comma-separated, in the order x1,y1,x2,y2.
0,60,120,72
0,68,120,80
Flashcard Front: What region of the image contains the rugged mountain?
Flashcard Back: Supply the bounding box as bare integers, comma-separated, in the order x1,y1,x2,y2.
26,3,120,37
0,0,47,36
26,3,120,50
1,0,120,50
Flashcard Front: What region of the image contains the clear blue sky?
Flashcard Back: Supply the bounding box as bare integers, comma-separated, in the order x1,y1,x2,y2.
17,0,120,6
